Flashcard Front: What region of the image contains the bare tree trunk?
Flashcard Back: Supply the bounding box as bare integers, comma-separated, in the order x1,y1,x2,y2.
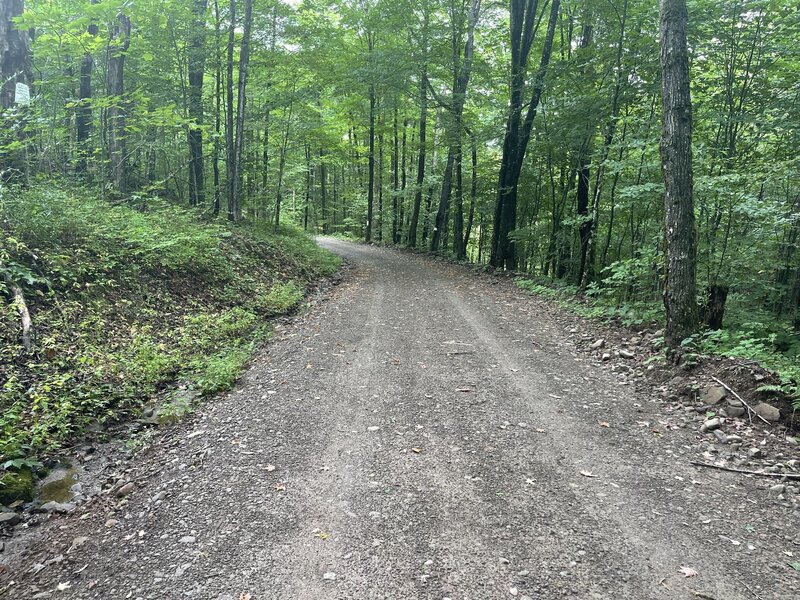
407,8,430,248
212,0,222,215
188,0,208,206
225,0,236,220
366,32,375,243
76,1,98,174
659,0,699,349
107,13,131,196
490,0,560,270
231,0,252,220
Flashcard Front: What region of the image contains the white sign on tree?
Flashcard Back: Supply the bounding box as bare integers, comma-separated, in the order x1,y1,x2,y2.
14,82,30,105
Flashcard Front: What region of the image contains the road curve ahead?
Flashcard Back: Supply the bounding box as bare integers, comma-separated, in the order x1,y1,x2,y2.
12,239,796,599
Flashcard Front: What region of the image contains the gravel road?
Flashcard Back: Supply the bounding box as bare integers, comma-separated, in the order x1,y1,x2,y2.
9,239,798,599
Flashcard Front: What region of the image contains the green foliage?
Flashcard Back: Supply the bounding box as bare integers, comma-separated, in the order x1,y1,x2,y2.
0,182,339,463
0,468,35,505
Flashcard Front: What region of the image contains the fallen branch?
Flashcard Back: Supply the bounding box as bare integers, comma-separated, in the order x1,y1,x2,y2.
3,274,33,352
710,376,770,426
690,461,800,480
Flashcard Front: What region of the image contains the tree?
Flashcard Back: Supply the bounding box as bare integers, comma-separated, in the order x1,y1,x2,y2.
187,0,208,206
107,12,131,195
659,0,698,349
490,0,560,270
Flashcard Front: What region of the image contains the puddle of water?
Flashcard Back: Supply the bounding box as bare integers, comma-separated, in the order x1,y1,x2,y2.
38,466,79,503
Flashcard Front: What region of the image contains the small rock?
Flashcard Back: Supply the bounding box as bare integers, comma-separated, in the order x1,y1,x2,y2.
0,512,21,527
769,484,786,497
322,572,337,581
786,436,798,446
367,426,380,432
105,518,119,528
712,430,727,444
619,349,635,359
753,402,780,422
179,535,196,544
39,501,76,514
725,435,743,444
601,353,611,362
590,339,605,350
747,447,763,459
517,570,530,576
700,418,721,433
116,482,135,498
510,587,519,596
699,385,727,405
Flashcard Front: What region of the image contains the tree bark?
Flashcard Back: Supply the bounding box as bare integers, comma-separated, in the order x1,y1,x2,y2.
659,0,699,349
490,0,560,270
231,0,252,220
76,1,98,174
225,0,236,220
187,0,208,207
107,13,131,196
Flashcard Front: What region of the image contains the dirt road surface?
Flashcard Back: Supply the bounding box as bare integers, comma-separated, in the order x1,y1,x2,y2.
7,239,799,599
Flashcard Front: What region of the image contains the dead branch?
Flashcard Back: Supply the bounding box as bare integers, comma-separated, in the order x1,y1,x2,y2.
3,274,33,352
690,461,800,480
710,376,771,426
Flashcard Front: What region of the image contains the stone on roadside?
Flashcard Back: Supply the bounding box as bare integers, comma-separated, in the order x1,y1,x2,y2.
590,339,605,350
619,349,635,359
699,385,727,405
601,353,611,362
747,447,763,459
700,418,721,433
322,572,337,582
116,482,135,498
722,398,745,418
39,501,76,514
768,484,786,497
753,402,780,422
0,512,21,527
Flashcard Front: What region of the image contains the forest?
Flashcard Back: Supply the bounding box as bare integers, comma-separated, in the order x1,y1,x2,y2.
1,0,799,471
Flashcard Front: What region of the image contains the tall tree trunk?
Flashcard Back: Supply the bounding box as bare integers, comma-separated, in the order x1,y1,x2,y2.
366,81,376,242
188,0,208,206
659,0,699,349
231,0,252,220
225,0,236,220
462,133,477,255
319,147,328,234
76,1,98,174
431,0,480,253
407,8,430,248
212,0,222,215
490,0,560,270
392,105,399,243
107,13,131,196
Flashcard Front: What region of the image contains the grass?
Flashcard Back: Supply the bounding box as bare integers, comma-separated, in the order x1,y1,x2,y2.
0,182,340,475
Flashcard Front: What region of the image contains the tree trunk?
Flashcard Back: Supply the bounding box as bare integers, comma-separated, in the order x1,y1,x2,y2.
231,0,252,220
407,8,430,248
431,0,480,253
107,13,131,196
366,77,375,242
76,2,98,174
188,0,208,207
659,0,699,349
490,0,560,270
225,0,236,220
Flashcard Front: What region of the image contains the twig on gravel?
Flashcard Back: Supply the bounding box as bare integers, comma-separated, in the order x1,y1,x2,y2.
710,376,770,426
739,580,763,600
691,591,718,600
690,461,800,480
